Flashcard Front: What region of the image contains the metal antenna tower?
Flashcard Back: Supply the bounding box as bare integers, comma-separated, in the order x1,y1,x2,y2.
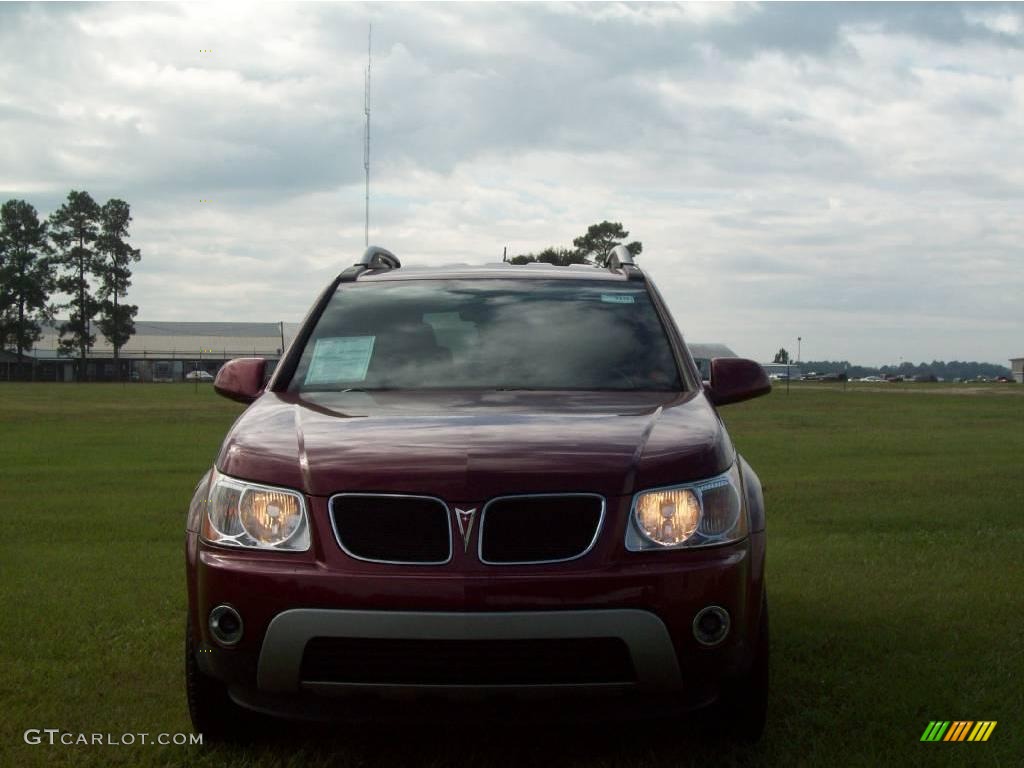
363,25,372,246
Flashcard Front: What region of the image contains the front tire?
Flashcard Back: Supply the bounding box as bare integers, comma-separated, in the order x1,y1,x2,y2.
717,594,769,742
185,617,258,741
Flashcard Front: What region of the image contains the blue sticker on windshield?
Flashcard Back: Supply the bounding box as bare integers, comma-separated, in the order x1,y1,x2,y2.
601,293,636,304
305,336,376,384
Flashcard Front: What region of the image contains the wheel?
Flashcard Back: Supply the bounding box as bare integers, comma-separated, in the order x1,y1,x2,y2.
717,593,769,742
185,617,258,741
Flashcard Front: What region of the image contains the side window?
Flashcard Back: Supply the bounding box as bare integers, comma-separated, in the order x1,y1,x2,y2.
694,358,711,381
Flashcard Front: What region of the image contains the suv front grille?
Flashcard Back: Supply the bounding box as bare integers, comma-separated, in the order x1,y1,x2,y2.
480,495,605,564
330,494,451,564
300,637,635,685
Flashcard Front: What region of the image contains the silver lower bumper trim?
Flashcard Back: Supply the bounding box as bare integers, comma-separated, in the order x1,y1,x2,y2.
300,681,637,700
257,608,682,694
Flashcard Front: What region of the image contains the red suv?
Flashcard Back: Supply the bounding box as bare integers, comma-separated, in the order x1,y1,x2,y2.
185,246,771,740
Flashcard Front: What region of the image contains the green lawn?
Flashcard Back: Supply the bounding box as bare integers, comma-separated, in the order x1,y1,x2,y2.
0,383,1021,767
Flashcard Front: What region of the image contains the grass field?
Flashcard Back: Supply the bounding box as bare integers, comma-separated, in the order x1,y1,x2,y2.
0,383,1021,767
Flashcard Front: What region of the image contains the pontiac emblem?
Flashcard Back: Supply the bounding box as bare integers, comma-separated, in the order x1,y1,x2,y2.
454,508,477,553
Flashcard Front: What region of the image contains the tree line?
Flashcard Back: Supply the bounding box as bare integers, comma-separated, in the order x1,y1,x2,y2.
795,359,1012,380
508,221,642,267
0,191,141,379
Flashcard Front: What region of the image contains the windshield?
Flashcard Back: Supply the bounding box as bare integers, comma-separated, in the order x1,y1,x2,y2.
288,279,683,392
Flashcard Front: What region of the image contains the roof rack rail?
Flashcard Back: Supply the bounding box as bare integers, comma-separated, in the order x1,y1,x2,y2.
339,246,401,282
607,245,643,280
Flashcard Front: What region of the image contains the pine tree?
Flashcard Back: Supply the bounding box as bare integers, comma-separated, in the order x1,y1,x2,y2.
50,190,102,380
0,200,55,365
95,199,141,368
572,221,642,267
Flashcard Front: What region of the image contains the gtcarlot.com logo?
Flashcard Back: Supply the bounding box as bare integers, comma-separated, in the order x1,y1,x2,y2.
24,729,202,746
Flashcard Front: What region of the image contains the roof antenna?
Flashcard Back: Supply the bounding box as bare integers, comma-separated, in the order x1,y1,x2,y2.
363,24,372,247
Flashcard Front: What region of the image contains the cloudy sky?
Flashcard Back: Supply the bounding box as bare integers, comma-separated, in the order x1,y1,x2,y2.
2,2,1022,365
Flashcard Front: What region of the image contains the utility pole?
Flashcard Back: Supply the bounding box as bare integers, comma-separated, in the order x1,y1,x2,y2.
363,25,372,247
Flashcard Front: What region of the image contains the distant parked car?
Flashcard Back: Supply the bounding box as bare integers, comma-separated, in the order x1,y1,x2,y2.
800,372,845,382
185,370,214,382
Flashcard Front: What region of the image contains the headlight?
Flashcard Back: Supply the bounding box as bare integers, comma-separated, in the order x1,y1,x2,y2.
202,470,310,551
626,463,747,551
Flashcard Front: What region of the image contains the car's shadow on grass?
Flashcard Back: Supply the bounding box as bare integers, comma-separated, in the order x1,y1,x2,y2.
211,703,764,768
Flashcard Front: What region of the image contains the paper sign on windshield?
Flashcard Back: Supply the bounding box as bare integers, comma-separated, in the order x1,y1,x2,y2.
304,336,376,385
601,293,636,304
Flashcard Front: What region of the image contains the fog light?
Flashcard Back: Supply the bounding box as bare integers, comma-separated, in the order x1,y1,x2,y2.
209,604,243,646
692,605,730,647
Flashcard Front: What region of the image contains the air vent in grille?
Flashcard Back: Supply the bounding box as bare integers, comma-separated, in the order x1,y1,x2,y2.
300,637,635,686
330,494,451,564
480,495,604,564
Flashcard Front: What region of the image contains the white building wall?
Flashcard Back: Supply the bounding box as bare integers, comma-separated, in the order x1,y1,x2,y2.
1011,358,1024,384
30,322,301,359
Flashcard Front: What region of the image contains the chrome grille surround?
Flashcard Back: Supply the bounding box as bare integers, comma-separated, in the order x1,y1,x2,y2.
478,493,606,565
328,493,453,565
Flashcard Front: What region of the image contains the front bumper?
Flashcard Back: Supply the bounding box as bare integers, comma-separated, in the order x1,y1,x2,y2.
187,512,765,718
258,608,680,695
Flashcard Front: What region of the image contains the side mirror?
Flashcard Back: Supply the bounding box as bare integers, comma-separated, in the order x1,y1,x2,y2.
705,357,771,406
214,358,266,404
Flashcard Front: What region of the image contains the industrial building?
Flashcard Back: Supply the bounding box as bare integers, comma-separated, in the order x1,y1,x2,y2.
10,321,300,382
5,322,747,385
687,344,800,382
1011,357,1024,384
687,343,737,381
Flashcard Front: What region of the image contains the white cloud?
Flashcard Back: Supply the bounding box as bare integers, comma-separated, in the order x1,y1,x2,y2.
964,9,1022,37
0,2,1021,366
548,1,754,27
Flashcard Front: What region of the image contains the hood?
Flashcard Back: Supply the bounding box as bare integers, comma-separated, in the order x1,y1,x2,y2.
216,390,734,501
